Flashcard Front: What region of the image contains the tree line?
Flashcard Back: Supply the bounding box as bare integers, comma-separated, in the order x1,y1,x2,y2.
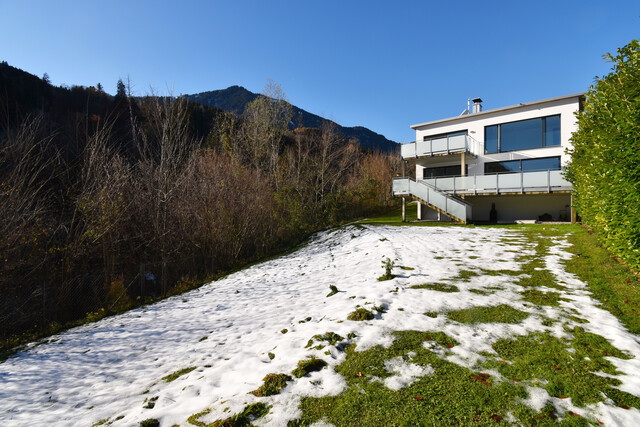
0,69,400,341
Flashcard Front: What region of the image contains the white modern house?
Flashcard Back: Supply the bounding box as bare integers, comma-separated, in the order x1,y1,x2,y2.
393,94,584,223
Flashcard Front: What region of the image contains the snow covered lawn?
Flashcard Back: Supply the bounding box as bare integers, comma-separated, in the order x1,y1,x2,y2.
1,225,640,426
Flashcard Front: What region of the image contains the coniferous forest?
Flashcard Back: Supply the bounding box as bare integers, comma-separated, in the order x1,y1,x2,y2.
0,62,400,342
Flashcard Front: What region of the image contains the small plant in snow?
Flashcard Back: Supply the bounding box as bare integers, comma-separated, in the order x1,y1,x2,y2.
326,284,339,297
377,257,396,281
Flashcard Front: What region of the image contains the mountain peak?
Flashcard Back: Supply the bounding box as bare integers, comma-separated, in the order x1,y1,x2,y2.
185,87,398,151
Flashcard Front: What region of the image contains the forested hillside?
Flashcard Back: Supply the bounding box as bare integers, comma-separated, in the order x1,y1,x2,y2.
0,63,400,342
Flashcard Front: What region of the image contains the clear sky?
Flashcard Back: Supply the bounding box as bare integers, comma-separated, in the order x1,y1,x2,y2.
0,1,638,142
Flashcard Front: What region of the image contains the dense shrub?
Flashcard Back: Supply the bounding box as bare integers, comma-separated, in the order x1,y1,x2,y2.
566,39,640,271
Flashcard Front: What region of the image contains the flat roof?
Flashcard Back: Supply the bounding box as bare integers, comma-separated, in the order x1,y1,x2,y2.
410,93,585,130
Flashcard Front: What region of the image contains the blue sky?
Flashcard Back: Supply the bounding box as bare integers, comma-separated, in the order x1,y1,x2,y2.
0,1,638,142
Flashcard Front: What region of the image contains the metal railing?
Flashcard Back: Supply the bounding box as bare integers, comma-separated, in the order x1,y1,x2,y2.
400,134,483,159
420,170,572,195
392,177,472,223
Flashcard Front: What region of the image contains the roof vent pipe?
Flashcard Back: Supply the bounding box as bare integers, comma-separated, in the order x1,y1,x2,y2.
471,97,483,114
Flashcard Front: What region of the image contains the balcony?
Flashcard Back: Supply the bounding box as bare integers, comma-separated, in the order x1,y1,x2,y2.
420,170,572,195
401,134,482,159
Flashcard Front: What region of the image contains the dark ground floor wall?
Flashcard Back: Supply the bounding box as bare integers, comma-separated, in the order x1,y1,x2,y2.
417,193,572,223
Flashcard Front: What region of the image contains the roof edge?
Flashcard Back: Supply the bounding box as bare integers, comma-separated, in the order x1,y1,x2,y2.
410,93,585,130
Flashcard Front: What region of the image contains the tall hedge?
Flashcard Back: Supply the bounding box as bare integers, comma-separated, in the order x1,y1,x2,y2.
566,39,640,271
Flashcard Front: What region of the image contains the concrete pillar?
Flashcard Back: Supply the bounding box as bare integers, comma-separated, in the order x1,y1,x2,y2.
570,193,577,224
461,152,466,176
417,202,422,220
402,197,406,222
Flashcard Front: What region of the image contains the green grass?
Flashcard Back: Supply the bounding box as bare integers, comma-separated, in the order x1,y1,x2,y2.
446,304,529,324
564,226,640,334
409,282,459,292
326,284,339,297
347,308,374,321
486,329,639,409
452,269,480,281
162,366,197,382
356,203,461,227
307,332,344,347
251,373,292,397
188,402,270,427
293,330,568,426
292,357,328,378
521,289,562,306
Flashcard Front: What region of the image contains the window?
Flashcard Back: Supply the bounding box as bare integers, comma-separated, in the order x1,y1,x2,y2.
484,156,561,174
485,115,560,153
423,164,468,179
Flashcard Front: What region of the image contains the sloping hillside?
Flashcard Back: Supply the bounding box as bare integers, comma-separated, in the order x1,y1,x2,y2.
186,86,399,152
1,225,639,426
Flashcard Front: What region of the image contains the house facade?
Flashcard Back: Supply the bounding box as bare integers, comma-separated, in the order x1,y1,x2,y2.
393,94,584,223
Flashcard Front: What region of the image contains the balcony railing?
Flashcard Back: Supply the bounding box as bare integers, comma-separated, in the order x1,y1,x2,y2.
420,170,571,195
400,134,483,159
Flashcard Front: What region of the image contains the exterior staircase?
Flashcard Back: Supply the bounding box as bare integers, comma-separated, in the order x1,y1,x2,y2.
392,177,472,223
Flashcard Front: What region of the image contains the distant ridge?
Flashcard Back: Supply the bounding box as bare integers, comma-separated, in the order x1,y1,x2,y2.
185,86,398,152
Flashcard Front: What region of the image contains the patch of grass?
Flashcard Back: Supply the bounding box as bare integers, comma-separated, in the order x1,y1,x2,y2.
398,265,415,270
209,402,270,427
410,282,459,292
281,328,288,334
143,396,158,409
468,289,493,296
250,373,292,397
488,330,639,408
452,269,480,281
292,357,328,378
423,311,438,318
521,289,562,306
565,225,640,334
326,284,339,297
446,304,529,324
140,419,160,427
296,330,536,425
478,268,522,277
356,203,417,226
567,315,589,324
187,409,209,426
268,352,275,360
347,308,374,321
307,332,344,348
162,366,197,382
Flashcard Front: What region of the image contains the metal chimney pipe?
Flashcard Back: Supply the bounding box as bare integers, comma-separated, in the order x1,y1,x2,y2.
471,97,483,114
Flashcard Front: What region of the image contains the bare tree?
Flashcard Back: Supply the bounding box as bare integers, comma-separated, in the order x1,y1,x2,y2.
241,79,293,184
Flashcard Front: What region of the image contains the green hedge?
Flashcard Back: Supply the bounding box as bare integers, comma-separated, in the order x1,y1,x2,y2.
566,40,640,271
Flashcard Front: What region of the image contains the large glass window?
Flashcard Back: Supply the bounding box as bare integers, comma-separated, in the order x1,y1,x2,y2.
484,115,560,153
484,156,561,174
485,126,498,153
423,165,468,178
521,157,561,172
543,115,560,147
